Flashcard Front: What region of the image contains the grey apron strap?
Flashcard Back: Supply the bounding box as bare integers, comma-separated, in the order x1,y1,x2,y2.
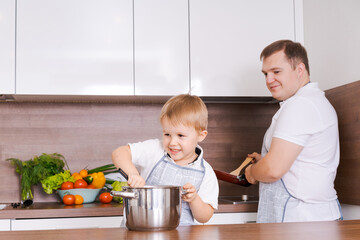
336,199,343,220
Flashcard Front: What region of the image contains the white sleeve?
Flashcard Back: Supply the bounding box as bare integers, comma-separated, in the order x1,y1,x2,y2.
273,97,323,146
129,139,164,179
198,161,219,209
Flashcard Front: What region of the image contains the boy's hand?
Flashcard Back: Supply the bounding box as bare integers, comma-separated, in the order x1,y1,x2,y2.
128,174,145,187
181,183,198,203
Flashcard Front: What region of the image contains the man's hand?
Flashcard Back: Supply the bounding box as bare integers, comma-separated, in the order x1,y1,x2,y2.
245,164,258,184
246,138,304,183
248,152,262,163
244,152,261,184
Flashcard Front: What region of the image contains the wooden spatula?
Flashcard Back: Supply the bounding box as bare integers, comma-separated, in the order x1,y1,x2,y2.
230,157,254,176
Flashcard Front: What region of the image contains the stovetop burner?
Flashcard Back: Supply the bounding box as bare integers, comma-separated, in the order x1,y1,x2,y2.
219,195,259,204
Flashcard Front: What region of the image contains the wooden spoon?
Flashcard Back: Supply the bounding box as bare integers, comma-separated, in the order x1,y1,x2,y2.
230,157,254,176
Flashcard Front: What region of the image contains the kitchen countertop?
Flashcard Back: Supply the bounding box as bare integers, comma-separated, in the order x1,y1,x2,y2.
1,220,360,239
0,199,258,219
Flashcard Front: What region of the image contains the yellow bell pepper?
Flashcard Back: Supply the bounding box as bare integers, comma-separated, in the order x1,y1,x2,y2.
89,172,106,189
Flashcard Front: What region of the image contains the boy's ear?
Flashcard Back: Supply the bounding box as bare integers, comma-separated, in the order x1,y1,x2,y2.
198,130,208,142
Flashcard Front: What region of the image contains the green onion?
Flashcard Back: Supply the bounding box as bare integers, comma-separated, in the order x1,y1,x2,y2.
87,164,116,174
106,179,116,184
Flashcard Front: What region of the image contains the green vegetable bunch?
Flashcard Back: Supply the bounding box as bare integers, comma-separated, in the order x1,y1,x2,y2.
41,170,75,194
7,153,69,205
87,163,118,175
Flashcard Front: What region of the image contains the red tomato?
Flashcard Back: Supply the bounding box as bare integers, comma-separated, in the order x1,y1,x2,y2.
74,179,88,188
87,184,96,189
99,192,113,204
63,194,75,205
60,181,74,190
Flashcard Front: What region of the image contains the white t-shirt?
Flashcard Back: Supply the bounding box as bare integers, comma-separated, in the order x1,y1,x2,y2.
262,82,341,220
129,138,219,210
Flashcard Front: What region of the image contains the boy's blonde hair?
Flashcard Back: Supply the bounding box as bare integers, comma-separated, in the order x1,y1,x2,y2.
160,94,208,132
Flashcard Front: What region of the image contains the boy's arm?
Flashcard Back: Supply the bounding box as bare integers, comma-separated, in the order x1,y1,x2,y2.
189,195,214,223
182,183,214,223
111,145,145,187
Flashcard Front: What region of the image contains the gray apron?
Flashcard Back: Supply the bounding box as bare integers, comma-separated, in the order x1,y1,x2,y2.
257,179,293,223
257,178,343,223
257,121,294,223
146,154,205,225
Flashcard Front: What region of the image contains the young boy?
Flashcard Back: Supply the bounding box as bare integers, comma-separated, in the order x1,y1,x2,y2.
112,94,219,225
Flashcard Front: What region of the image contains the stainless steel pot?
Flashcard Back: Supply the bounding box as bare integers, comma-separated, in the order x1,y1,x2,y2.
111,185,182,231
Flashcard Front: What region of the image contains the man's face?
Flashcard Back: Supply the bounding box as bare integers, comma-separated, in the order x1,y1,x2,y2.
262,50,303,101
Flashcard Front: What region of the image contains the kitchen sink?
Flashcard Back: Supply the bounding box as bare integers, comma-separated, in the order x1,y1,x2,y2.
0,204,8,210
219,195,258,204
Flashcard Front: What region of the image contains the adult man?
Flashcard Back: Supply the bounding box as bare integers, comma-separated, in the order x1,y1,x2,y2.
245,40,342,223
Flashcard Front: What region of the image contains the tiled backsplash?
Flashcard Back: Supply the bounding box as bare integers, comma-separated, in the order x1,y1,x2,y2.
326,80,360,205
2,78,359,205
0,100,278,203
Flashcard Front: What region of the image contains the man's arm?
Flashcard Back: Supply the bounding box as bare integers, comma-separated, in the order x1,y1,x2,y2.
246,137,303,183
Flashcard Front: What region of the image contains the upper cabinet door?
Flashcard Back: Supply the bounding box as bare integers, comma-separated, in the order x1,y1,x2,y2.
0,0,15,94
190,0,299,96
134,0,189,96
16,0,133,95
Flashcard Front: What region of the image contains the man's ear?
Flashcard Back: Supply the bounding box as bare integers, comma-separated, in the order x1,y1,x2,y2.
198,130,208,142
297,62,306,77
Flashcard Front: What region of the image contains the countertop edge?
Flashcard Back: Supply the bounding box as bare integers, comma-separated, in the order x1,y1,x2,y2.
0,202,258,219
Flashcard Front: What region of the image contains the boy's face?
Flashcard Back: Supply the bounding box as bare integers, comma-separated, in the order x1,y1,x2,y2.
161,118,207,166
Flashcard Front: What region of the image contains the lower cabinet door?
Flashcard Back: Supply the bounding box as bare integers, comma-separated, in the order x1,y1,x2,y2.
11,216,123,231
203,212,257,225
0,219,11,231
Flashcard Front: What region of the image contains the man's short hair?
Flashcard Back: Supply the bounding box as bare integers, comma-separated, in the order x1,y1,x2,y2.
260,39,310,75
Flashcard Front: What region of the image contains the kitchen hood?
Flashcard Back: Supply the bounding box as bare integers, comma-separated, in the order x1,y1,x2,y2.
0,94,278,104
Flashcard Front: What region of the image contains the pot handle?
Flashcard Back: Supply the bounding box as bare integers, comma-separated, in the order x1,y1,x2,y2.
180,187,189,196
110,190,138,199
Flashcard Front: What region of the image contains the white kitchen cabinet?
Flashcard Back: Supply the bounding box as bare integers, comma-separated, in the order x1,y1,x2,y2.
190,0,304,96
0,219,11,231
202,212,257,225
16,0,133,95
341,204,360,220
303,1,360,91
134,0,189,95
13,0,304,97
11,216,123,231
0,0,15,94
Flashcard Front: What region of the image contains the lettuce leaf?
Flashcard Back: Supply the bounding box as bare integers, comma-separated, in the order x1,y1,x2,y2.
41,170,75,194
111,181,128,203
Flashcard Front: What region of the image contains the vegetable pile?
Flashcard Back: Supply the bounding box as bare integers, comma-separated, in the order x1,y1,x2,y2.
7,155,127,206
7,153,69,206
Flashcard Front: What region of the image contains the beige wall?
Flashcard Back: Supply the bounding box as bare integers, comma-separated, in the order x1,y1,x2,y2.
303,0,360,90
